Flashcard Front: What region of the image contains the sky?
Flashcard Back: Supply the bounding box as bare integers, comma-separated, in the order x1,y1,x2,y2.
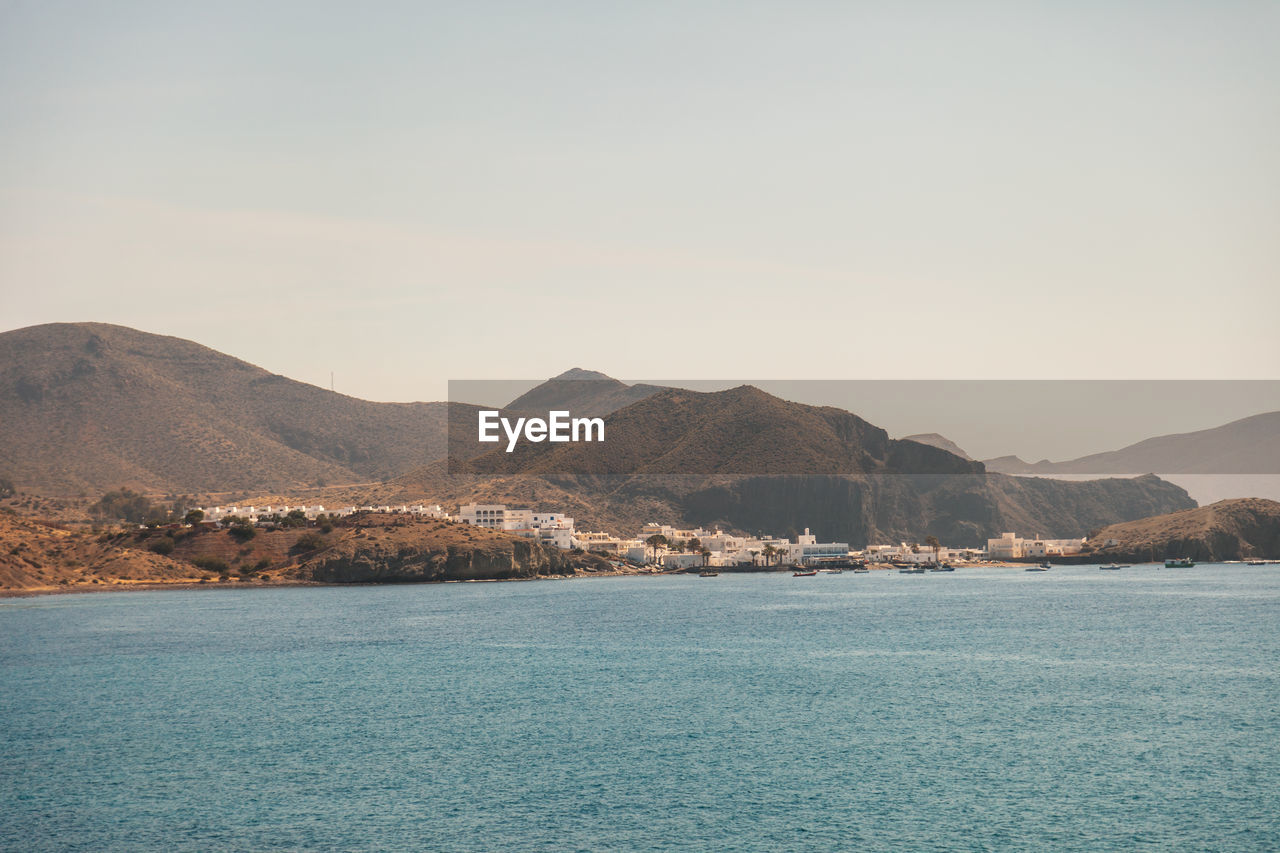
2,1,1278,416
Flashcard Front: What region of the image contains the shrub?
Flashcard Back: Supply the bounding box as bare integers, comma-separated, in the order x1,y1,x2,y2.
191,556,230,574
184,509,204,524
89,488,152,523
292,532,326,553
253,558,272,572
228,522,256,542
148,538,175,555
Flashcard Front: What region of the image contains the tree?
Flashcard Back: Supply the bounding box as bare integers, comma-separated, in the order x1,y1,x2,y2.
749,549,760,566
89,488,153,524
645,534,668,564
184,509,205,525
686,537,701,554
762,543,778,567
700,547,712,567
228,519,257,542
925,535,941,565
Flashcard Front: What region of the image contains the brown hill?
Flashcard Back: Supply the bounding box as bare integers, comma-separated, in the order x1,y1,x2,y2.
0,512,200,591
459,385,980,478
505,368,665,417
0,323,477,495
1085,498,1280,562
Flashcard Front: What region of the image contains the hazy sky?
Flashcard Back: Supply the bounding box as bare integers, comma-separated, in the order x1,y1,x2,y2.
3,1,1278,406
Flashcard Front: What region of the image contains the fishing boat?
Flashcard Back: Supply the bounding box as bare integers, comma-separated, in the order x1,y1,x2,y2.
1025,565,1048,572
699,570,719,577
793,570,818,577
852,566,870,573
1164,558,1195,568
1099,564,1127,571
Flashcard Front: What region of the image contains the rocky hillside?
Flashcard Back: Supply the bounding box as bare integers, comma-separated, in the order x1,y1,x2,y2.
0,512,199,591
0,511,621,594
0,323,478,495
284,513,615,584
1084,498,1280,562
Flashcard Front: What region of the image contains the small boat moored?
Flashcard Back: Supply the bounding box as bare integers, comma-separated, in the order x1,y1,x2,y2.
1165,558,1195,568
1099,564,1127,571
793,570,818,577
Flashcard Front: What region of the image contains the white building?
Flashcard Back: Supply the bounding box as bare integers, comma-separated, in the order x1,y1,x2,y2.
457,504,576,549
986,532,1085,559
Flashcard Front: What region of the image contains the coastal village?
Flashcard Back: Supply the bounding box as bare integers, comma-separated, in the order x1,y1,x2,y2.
194,501,1086,568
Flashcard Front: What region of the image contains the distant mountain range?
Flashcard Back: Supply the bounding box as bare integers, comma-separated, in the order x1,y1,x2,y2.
1,324,1199,544
982,412,1280,476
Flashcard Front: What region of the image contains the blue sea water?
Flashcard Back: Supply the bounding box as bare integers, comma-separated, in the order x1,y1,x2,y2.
2,565,1278,852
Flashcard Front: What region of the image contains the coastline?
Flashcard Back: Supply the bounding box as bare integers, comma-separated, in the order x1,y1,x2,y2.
0,561,1044,599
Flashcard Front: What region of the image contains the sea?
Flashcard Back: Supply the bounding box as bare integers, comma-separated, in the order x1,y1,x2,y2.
2,565,1278,852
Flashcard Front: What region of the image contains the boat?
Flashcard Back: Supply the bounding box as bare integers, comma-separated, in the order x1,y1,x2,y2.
1246,560,1267,566
1039,561,1052,569
1099,564,1127,571
1164,558,1195,568
1025,566,1048,572
821,568,843,574
852,566,870,573
898,566,926,574
699,570,719,577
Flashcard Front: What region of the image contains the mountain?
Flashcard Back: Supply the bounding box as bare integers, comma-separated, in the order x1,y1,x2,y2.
984,412,1280,475
412,385,1196,546
1084,498,1280,562
505,368,665,416
901,433,973,461
0,323,476,495
463,385,980,478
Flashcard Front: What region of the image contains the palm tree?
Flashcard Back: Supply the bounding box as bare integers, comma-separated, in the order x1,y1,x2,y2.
762,543,778,567
686,537,701,554
645,534,668,564
749,549,760,566
700,547,712,567
925,535,941,565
